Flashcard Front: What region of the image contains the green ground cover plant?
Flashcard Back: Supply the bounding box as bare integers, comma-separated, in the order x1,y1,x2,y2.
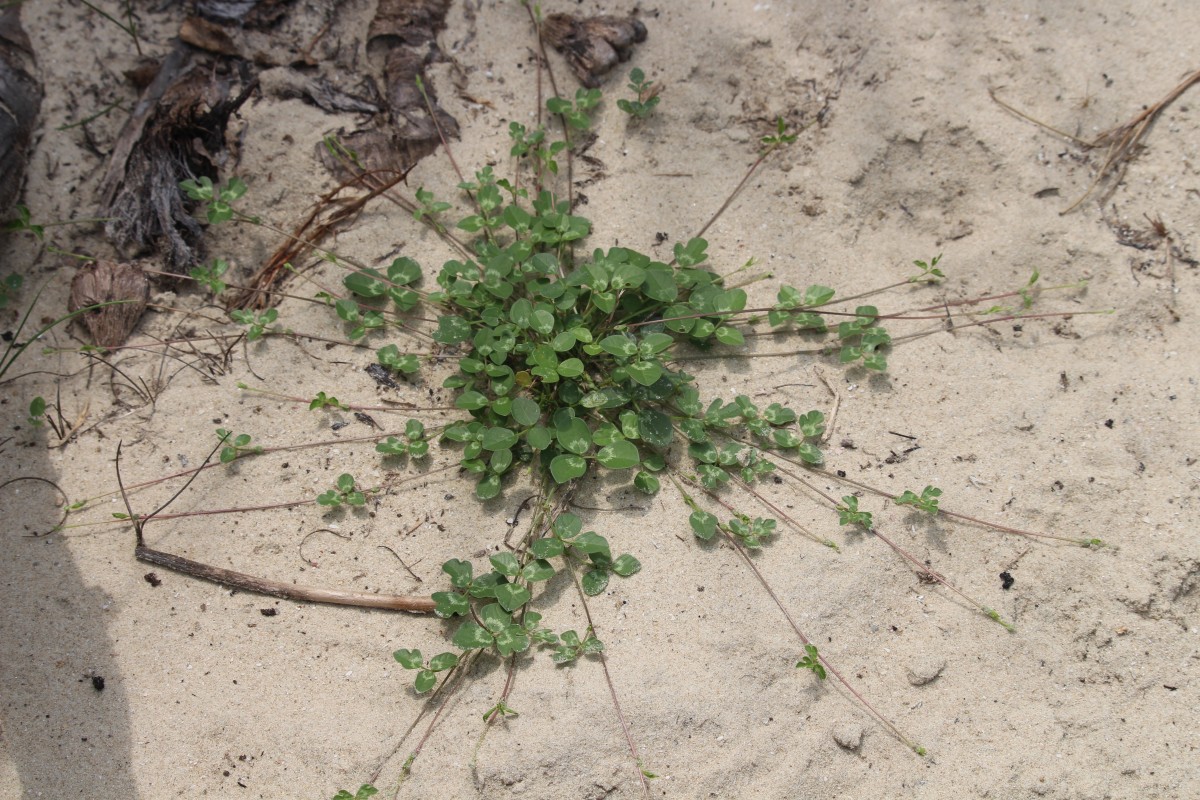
25,8,1110,797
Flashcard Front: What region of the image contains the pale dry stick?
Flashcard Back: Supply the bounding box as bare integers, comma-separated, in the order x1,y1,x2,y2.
133,546,435,612
114,442,440,613
812,365,840,445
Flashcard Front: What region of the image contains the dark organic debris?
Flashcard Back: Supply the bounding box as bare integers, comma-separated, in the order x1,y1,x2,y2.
542,13,647,88
100,47,256,271
0,6,43,215
69,260,151,349
1000,571,1015,590
320,0,459,178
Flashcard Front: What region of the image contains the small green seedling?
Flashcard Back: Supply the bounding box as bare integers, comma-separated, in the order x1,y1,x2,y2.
317,473,367,507
1019,269,1041,308
761,116,798,148
551,629,605,665
229,307,277,341
332,786,377,800
309,391,349,411
375,419,430,458
215,428,263,463
0,272,21,308
27,396,46,426
546,88,601,130
3,205,43,240
837,495,873,530
179,176,249,224
909,254,944,283
393,648,460,694
616,67,660,120
482,700,519,722
795,643,827,680
895,485,942,515
413,186,452,230
190,258,229,296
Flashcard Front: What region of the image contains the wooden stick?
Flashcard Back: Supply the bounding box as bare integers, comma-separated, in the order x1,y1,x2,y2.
135,544,435,613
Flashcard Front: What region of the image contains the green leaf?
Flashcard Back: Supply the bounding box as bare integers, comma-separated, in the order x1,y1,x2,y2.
714,326,744,346
442,558,474,588
432,590,469,618
571,532,610,557
526,425,553,450
530,537,565,558
388,257,422,285
556,357,584,378
482,427,518,451
511,396,541,426
393,648,423,669
522,559,555,582
489,552,520,577
638,408,674,448
633,471,660,494
626,360,663,386
452,621,494,650
434,315,472,344
414,670,438,693
582,569,610,596
549,454,587,483
596,439,640,469
493,625,530,657
599,334,638,357
611,554,641,577
494,583,532,612
689,510,718,540
428,652,459,671
455,390,489,411
555,417,592,455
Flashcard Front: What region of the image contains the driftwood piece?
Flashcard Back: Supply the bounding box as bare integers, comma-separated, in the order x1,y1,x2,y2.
101,48,256,272
0,5,43,216
320,0,458,178
542,13,647,88
136,543,436,613
68,260,150,349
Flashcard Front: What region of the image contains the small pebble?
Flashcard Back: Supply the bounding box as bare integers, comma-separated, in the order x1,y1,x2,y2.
907,656,946,686
833,722,863,750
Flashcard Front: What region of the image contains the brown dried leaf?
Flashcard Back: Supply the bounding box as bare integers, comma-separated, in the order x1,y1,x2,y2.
542,14,648,88
69,261,151,349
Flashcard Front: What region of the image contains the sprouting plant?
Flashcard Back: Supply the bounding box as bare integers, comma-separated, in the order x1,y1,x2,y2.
795,644,827,680
895,485,942,515
316,473,367,507
836,305,891,371
616,67,661,120
331,786,377,800
909,253,945,282
0,273,21,309
190,258,229,296
413,186,453,230
551,629,605,665
393,648,460,694
375,419,430,458
28,395,46,426
761,116,798,148
546,87,602,130
4,205,44,240
179,176,249,224
1019,268,1041,308
308,391,348,411
215,428,263,463
837,495,874,530
228,307,277,341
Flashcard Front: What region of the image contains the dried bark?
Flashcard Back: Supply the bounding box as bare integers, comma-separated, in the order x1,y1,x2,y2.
0,5,43,216
100,49,256,272
68,261,151,349
542,13,647,88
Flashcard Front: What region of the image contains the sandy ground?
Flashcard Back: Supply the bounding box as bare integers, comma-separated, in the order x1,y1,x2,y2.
1,1,1198,798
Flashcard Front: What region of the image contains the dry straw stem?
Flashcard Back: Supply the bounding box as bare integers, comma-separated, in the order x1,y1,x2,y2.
990,66,1200,213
